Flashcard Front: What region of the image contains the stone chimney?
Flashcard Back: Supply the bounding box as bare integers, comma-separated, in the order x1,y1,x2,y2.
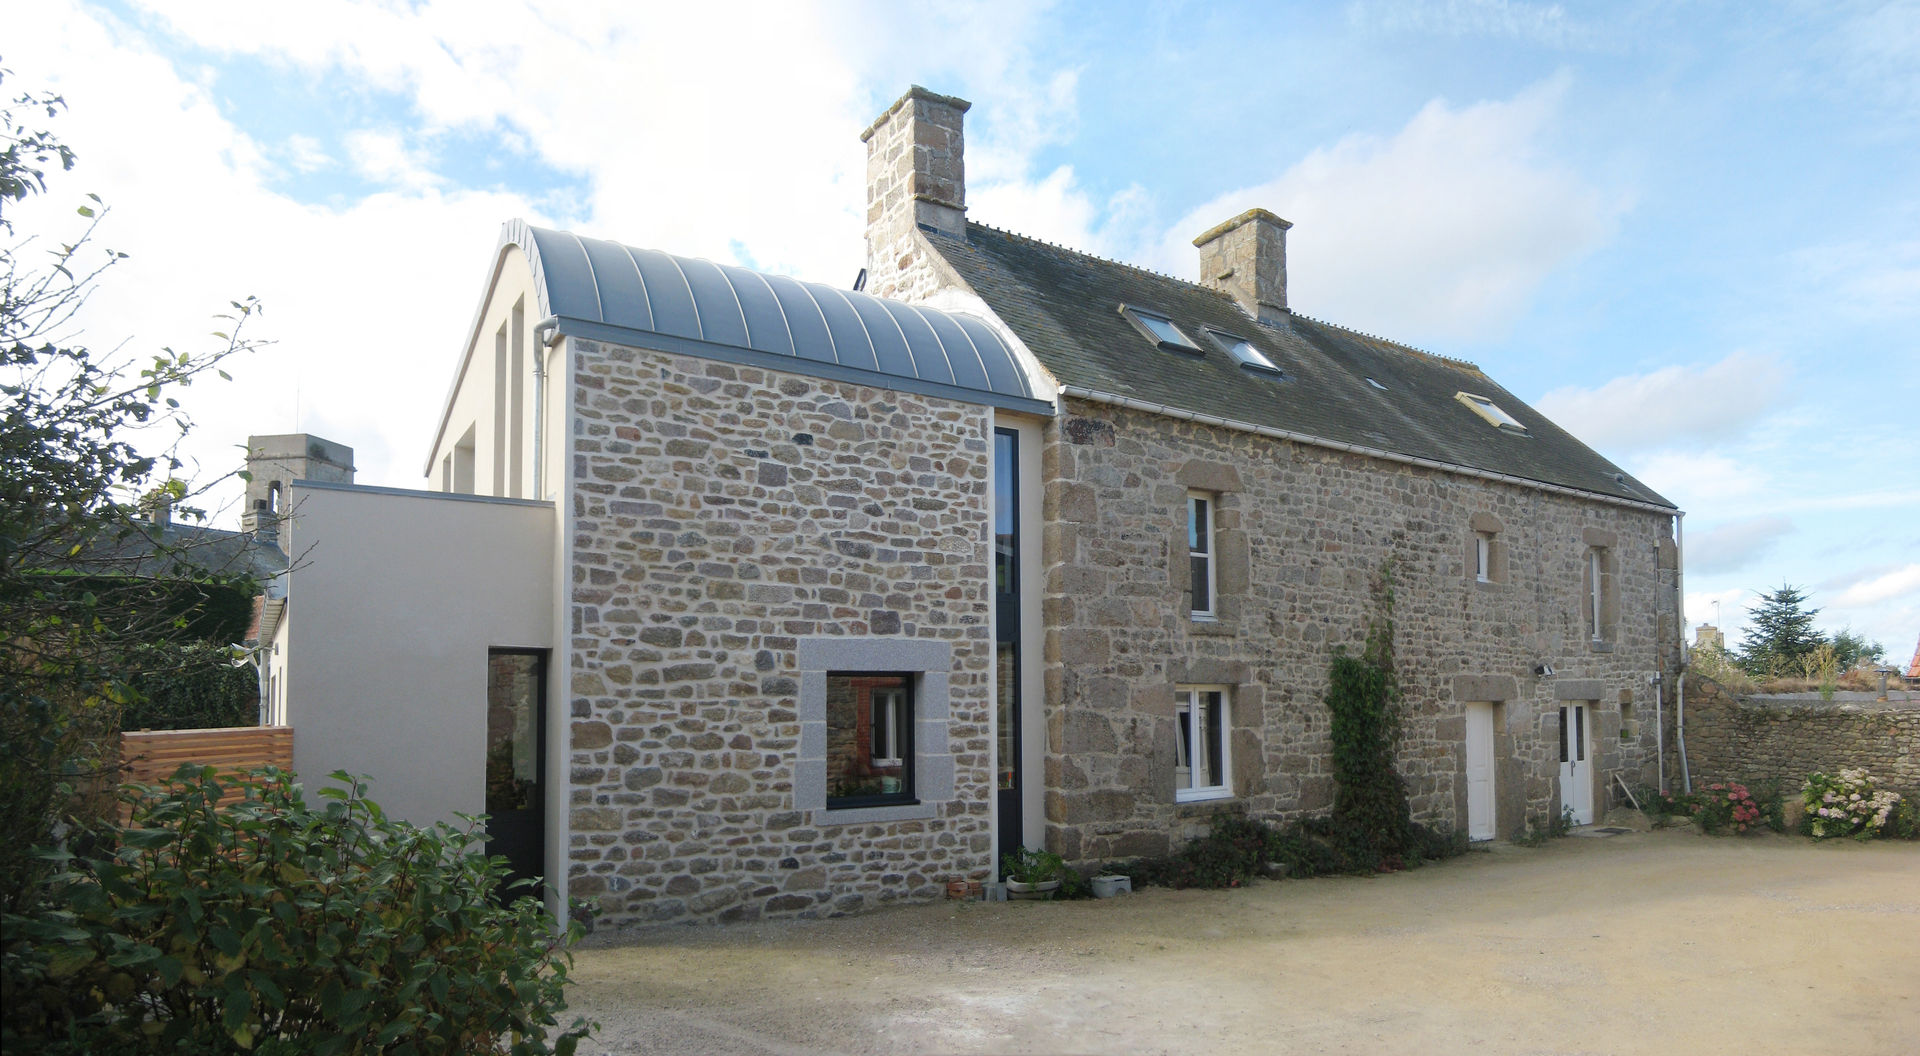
1193,209,1293,325
861,86,970,301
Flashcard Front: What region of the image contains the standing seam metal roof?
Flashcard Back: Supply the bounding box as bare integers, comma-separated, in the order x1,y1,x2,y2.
500,220,1045,413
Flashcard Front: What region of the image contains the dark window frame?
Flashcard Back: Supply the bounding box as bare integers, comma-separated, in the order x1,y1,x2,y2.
826,671,918,810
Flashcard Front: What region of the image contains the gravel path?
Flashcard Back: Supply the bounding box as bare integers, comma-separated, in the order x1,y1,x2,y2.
562,826,1920,1055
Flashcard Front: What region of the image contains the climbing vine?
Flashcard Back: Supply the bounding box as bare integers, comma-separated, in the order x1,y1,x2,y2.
1325,558,1414,856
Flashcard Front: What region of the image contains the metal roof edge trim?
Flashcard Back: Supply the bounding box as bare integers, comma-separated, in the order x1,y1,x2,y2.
1056,385,1679,516
292,478,556,509
426,220,552,474
555,316,1056,417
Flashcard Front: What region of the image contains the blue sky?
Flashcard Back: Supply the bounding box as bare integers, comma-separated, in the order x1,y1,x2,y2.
9,0,1917,659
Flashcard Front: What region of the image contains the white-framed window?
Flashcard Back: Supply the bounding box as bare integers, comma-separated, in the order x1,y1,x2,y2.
1174,686,1232,801
870,685,907,768
1455,391,1529,435
1475,534,1493,583
1187,491,1216,619
1587,549,1605,642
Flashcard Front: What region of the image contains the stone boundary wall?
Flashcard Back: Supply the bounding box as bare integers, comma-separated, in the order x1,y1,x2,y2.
1677,678,1920,795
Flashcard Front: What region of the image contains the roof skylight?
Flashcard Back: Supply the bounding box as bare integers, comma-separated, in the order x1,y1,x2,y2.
1455,391,1528,435
1204,329,1285,377
1119,305,1201,353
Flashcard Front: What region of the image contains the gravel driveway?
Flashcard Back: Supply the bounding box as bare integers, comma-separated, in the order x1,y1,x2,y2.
563,826,1919,1055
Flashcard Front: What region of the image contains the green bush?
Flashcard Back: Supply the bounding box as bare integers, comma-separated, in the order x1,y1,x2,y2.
1118,811,1467,890
119,641,259,732
1,766,591,1054
1804,768,1907,840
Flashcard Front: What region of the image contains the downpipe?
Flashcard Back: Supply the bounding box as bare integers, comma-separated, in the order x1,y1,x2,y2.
1675,512,1692,794
533,317,561,500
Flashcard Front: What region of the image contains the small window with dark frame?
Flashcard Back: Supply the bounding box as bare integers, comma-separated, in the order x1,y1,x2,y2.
1175,686,1231,801
1120,304,1202,353
827,672,915,808
1203,328,1285,376
1188,491,1216,619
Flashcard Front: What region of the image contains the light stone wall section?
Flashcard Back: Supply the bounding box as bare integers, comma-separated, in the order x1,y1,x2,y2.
1042,397,1680,860
1678,679,1919,796
566,338,997,929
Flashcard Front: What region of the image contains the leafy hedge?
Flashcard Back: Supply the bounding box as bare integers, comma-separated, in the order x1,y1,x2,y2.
1,766,591,1054
119,640,259,732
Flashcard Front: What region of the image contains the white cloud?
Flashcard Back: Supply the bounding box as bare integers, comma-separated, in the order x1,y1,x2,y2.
1830,564,1920,608
1686,517,1792,575
1626,451,1763,508
282,134,331,174
344,129,441,190
1535,350,1788,454
1144,72,1626,343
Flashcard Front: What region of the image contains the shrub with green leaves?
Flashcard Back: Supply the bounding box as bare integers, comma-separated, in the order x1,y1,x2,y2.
1803,768,1906,840
0,766,591,1054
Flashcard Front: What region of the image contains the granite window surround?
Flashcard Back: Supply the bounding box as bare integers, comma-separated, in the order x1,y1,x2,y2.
1169,460,1248,636
796,638,954,826
1466,511,1509,589
1582,527,1620,653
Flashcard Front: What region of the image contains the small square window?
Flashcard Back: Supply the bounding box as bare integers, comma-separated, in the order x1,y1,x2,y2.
1455,391,1528,434
1188,492,1216,619
1204,328,1285,376
1175,686,1231,801
827,672,914,808
1120,305,1202,353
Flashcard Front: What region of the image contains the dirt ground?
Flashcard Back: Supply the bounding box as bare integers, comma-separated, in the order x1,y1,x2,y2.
564,826,1920,1055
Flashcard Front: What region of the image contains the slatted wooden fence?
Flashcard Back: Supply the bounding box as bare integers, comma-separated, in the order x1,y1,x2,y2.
120,726,294,804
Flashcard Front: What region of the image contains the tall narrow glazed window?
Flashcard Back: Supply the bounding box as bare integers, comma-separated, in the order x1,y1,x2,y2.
1188,492,1216,619
1475,535,1492,583
1588,549,1604,641
827,672,915,808
1174,686,1231,801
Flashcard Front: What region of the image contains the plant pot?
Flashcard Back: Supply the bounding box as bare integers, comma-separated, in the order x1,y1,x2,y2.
1004,879,1060,900
1090,874,1132,898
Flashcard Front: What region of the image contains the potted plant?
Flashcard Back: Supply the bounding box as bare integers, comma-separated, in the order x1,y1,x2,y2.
1001,846,1066,900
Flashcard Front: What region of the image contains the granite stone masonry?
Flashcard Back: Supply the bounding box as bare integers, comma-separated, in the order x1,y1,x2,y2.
1039,397,1680,859
566,338,997,929
1678,678,1919,796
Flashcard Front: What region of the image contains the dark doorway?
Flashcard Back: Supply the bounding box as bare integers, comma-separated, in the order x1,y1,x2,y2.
486,648,547,901
993,428,1023,866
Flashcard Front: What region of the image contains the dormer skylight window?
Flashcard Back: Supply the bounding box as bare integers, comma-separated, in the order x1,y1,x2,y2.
1365,377,1388,390
1119,305,1202,354
1456,391,1529,435
1204,328,1285,377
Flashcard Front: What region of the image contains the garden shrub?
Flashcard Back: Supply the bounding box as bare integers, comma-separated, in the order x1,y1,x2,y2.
1803,768,1906,840
1117,811,1467,890
0,766,591,1054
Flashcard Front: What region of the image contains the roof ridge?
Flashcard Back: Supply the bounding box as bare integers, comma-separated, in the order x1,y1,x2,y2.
1285,309,1482,373
958,220,1233,300
954,219,1480,373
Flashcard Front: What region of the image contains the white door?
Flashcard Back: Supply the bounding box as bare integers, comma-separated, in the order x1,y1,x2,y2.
1558,703,1593,825
1465,702,1496,841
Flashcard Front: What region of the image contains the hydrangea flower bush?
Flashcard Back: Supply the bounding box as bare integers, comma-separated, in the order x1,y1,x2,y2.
1803,768,1903,839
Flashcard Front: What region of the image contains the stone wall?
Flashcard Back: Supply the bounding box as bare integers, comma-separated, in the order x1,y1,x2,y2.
565,338,997,929
1677,678,1920,795
1041,397,1681,859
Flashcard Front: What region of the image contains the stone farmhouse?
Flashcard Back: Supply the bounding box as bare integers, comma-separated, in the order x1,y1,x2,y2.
267,87,1683,929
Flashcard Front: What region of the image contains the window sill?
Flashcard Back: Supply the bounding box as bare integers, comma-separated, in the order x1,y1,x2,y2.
1188,617,1238,638
1175,788,1234,805
1588,639,1615,654
814,801,936,826
1472,579,1505,592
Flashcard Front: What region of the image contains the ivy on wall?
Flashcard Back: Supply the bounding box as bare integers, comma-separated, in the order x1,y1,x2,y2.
1325,559,1414,857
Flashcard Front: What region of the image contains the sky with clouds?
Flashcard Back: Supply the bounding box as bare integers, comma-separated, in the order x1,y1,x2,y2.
8,0,1917,660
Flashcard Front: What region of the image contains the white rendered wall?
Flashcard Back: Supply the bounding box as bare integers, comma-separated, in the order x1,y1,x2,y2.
280,480,555,828
427,247,540,498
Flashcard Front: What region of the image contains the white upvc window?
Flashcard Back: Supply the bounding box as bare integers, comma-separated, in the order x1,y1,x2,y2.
1188,491,1216,619
1175,686,1232,801
870,686,907,768
1475,534,1493,583
1588,549,1604,642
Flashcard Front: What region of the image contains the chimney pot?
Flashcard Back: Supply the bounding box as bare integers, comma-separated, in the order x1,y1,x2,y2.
1193,208,1292,324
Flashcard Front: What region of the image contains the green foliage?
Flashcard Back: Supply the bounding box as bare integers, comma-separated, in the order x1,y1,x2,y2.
0,766,592,1054
1000,846,1067,885
1117,812,1468,890
1324,560,1414,857
1827,629,1885,670
1738,585,1824,678
0,66,261,914
1803,769,1907,840
119,641,259,732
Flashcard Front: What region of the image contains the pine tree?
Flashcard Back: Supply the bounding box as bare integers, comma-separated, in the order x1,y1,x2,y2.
1738,584,1824,678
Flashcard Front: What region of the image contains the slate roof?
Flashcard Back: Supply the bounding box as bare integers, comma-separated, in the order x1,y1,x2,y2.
924,222,1673,509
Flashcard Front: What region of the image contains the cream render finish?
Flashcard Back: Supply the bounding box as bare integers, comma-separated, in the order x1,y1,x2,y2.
274,482,560,846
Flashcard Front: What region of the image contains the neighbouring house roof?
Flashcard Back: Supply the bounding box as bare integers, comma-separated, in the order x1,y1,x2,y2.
497,220,1049,414
923,222,1674,509
53,519,289,586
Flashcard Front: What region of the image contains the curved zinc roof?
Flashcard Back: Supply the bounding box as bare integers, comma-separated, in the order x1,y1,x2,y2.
499,220,1045,412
